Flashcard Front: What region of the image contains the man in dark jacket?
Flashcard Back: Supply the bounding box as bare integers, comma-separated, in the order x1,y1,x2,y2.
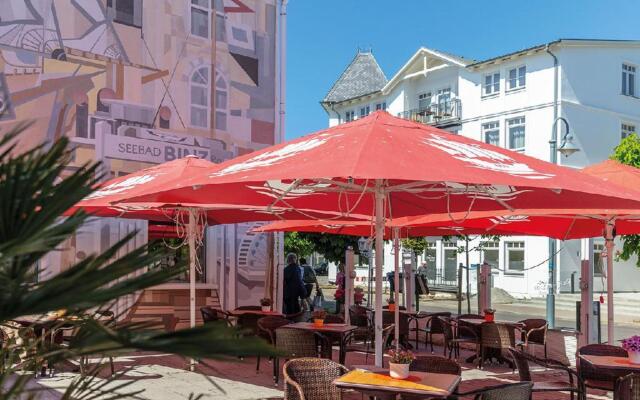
283,253,306,315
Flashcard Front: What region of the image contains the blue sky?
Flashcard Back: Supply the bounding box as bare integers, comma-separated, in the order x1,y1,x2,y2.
285,0,639,140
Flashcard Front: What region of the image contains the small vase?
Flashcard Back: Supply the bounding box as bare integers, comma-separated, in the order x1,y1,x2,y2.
313,319,324,327
629,351,640,364
261,305,271,312
389,362,410,379
484,313,494,322
388,304,396,312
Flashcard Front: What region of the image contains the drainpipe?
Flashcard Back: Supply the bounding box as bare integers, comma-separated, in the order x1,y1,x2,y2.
546,43,559,329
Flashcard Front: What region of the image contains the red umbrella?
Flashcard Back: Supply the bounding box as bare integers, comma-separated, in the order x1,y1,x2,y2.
115,112,640,365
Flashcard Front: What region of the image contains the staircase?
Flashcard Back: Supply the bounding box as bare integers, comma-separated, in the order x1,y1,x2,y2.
125,288,220,331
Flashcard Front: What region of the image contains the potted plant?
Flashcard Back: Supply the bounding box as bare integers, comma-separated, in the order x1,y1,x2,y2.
387,297,396,312
621,335,640,364
354,287,364,305
483,308,495,322
260,298,272,312
388,349,415,379
312,309,327,327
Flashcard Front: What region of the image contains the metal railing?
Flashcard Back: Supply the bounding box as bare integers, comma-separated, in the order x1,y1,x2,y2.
398,98,462,126
425,271,459,292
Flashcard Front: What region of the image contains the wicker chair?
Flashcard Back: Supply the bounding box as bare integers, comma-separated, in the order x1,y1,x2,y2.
440,317,478,360
348,305,371,342
200,307,231,326
508,348,580,400
383,310,411,348
283,357,348,400
479,322,515,369
341,324,394,365
410,355,461,375
460,382,533,400
615,373,640,400
578,344,628,395
256,316,291,372
517,318,548,359
273,327,329,384
409,311,451,351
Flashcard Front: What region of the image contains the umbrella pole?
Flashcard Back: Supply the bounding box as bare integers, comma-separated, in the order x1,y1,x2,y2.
374,180,385,367
393,227,400,352
605,220,615,343
188,209,197,371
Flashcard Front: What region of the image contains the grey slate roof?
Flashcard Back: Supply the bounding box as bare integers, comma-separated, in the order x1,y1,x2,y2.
322,51,387,104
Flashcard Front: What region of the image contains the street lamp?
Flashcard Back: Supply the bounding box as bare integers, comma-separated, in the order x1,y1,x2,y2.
547,116,580,328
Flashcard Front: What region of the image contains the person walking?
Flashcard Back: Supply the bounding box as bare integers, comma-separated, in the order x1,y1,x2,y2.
283,253,306,315
300,257,320,310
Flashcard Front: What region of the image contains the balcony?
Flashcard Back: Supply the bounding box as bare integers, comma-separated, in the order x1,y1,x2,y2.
398,98,461,127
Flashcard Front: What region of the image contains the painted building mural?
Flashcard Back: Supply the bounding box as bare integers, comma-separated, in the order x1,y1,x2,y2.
0,0,282,318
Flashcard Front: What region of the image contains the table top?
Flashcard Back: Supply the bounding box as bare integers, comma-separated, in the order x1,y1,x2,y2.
334,367,460,397
227,309,283,317
286,322,357,334
579,354,640,371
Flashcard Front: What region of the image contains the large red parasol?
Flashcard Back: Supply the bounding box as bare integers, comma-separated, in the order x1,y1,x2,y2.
115,112,640,365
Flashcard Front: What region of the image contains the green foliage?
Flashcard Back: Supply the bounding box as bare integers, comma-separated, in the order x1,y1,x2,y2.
0,124,276,398
284,231,315,257
297,232,361,264
401,237,428,257
612,133,640,267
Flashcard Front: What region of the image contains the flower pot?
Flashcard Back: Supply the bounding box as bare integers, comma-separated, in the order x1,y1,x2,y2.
629,351,640,364
313,319,324,327
484,313,494,322
388,304,396,312
261,305,271,312
389,362,410,379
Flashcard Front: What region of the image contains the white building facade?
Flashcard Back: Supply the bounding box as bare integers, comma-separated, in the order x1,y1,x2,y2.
322,40,640,298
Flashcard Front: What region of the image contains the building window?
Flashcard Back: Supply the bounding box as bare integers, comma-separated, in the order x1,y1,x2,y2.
507,116,525,151
359,105,370,118
481,241,499,270
505,241,525,274
191,0,212,39
593,242,605,276
622,122,636,139
375,102,387,111
345,110,355,122
75,103,89,138
623,63,636,97
190,66,210,128
424,242,437,280
443,241,458,283
215,71,227,131
507,66,526,91
483,72,500,96
418,92,431,111
482,121,500,146
107,0,142,28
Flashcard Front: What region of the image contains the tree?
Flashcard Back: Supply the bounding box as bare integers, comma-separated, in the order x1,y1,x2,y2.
297,232,361,264
0,125,274,398
611,133,640,267
284,231,315,257
401,237,428,258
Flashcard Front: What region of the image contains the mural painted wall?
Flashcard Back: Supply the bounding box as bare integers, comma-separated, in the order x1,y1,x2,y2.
0,0,281,309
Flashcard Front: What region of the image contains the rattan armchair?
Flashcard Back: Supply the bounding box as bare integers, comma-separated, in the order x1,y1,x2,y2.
409,311,451,352
200,307,231,326
440,317,478,360
517,318,548,359
479,322,515,369
460,382,533,400
256,316,291,372
410,355,461,375
283,357,348,400
273,327,329,384
615,373,640,400
578,344,628,395
383,310,411,348
508,347,580,400
341,324,394,365
348,305,371,342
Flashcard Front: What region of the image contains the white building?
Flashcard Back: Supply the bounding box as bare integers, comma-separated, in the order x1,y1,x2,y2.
321,39,640,298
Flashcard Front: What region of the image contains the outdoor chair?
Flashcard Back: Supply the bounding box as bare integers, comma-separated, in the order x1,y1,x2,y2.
457,382,534,400
508,347,580,400
578,344,628,395
615,373,640,400
200,307,231,326
479,322,516,369
348,305,371,342
517,318,548,359
256,316,291,373
341,324,394,365
457,313,483,339
440,317,478,360
410,355,461,375
283,357,348,400
383,310,411,348
273,327,330,384
410,311,451,352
